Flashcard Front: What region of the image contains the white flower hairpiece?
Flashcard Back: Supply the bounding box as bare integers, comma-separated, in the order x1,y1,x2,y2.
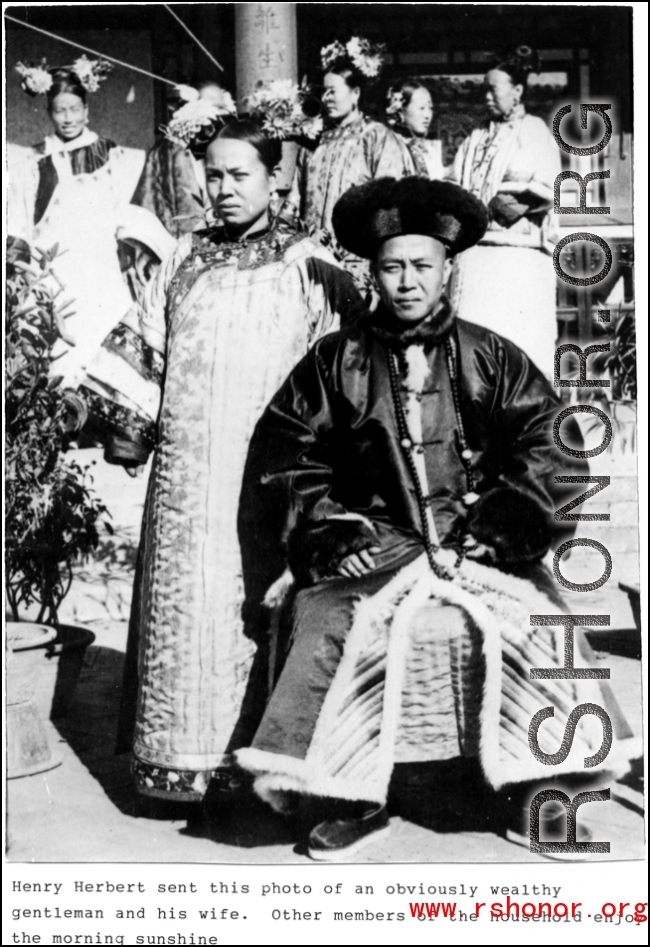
320,36,386,78
175,85,201,103
244,79,323,141
299,115,324,140
215,89,237,115
385,88,405,124
16,55,113,96
164,99,234,147
72,55,113,92
320,41,346,71
15,61,53,96
174,85,237,116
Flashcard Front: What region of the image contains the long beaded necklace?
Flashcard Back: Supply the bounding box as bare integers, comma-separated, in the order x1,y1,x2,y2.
387,335,475,581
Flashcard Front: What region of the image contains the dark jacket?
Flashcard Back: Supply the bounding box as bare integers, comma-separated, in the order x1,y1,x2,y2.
238,303,587,607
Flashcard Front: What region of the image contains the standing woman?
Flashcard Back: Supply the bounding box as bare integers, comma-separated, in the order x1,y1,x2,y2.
74,120,363,804
291,37,412,291
447,48,560,371
8,59,144,386
386,79,445,180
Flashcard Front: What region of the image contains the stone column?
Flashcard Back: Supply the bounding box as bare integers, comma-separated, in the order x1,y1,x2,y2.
235,3,298,189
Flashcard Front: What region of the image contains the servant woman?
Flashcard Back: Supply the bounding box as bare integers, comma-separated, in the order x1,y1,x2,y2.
290,36,412,292
131,79,237,237
8,58,144,386
447,47,561,372
70,119,363,804
386,78,445,180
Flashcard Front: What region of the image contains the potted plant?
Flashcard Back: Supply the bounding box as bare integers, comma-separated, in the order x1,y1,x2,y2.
5,242,109,758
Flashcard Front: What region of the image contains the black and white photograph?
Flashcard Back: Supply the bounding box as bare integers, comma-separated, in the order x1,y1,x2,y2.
3,1,646,942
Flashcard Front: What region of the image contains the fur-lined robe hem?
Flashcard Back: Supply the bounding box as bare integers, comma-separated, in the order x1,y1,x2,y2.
237,555,638,812
235,749,389,812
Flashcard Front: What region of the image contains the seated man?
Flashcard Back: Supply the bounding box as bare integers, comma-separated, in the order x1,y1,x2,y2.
236,178,635,861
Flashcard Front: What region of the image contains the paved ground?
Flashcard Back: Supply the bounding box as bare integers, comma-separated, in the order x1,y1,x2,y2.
6,618,644,864
7,450,645,865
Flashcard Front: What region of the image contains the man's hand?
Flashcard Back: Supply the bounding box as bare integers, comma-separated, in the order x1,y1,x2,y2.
337,545,381,579
124,464,146,479
61,390,87,434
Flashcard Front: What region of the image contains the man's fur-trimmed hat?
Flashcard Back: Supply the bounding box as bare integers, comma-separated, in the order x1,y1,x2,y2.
332,176,488,259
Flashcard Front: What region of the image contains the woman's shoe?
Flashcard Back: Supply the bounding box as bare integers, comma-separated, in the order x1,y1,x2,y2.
307,804,390,861
202,764,253,819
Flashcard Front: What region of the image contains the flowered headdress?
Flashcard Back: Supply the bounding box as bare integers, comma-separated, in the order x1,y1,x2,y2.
320,36,386,78
16,55,113,97
243,79,323,141
385,88,406,125
163,86,237,147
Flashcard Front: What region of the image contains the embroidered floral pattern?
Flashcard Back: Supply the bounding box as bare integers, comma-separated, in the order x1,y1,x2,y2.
103,324,164,384
80,386,156,448
406,137,430,178
133,758,213,800
167,223,305,311
133,758,246,800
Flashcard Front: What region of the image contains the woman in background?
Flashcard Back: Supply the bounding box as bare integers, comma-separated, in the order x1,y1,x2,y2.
8,60,144,387
447,48,560,371
131,80,236,237
386,78,445,180
291,37,412,292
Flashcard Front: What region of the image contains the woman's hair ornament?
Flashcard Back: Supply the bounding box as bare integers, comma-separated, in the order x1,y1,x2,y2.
320,36,386,79
16,55,113,97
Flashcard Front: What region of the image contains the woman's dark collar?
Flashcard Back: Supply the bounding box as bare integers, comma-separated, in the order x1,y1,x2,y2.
225,221,273,243
199,201,300,247
192,207,305,270
198,221,273,247
368,296,455,349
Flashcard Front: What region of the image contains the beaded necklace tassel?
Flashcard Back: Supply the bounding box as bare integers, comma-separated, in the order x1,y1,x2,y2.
387,338,474,580
444,335,478,507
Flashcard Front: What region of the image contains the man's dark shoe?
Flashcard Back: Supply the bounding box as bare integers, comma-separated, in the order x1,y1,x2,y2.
308,803,390,861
